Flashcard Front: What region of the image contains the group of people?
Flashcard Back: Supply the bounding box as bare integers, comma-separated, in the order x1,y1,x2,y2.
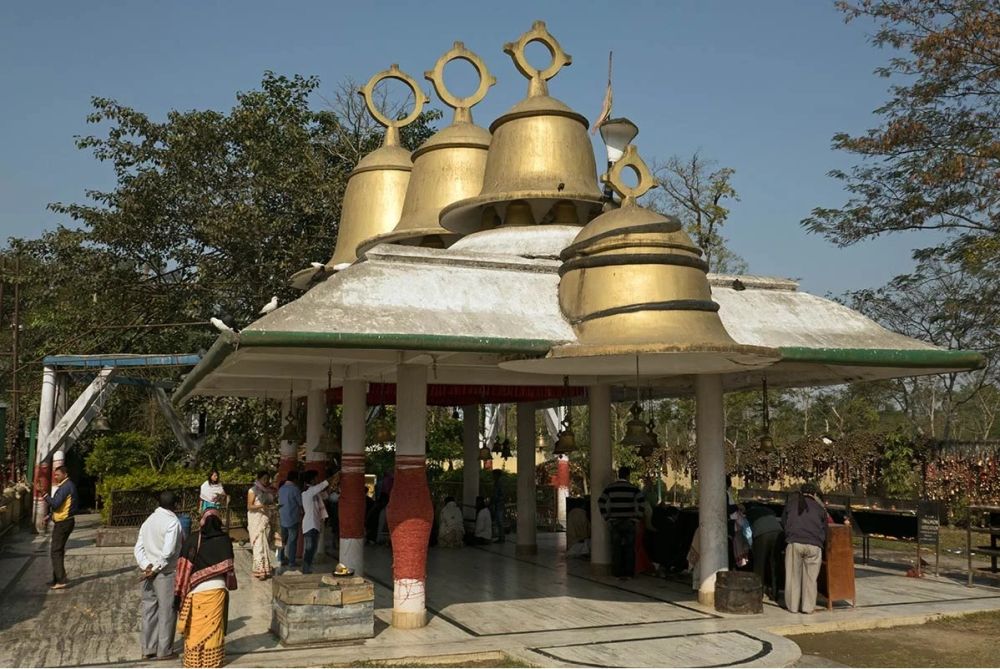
434,469,508,548
586,467,832,614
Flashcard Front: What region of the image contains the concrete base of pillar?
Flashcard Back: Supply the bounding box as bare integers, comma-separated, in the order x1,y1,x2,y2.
339,537,364,575
391,610,427,629
698,590,715,607
515,544,537,556
590,562,611,577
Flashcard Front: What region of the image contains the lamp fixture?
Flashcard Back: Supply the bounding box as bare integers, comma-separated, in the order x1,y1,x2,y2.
598,117,639,165
92,412,111,432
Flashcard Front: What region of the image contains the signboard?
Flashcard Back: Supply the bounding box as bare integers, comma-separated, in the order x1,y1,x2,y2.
919,516,940,546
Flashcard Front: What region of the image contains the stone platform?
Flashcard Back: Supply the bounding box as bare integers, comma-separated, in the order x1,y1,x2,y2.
270,572,374,644
3,515,1000,667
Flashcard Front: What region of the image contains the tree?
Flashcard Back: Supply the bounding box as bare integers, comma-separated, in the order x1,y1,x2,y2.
802,1,1000,267
849,258,1000,439
1,72,441,474
648,153,748,273
85,432,156,480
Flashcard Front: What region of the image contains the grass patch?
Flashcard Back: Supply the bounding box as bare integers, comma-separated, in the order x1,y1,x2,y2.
790,610,1000,667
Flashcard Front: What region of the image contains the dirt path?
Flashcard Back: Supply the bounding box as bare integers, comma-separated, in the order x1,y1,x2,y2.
790,611,1000,667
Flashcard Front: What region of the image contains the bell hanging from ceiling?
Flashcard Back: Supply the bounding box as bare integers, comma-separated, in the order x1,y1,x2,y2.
356,43,495,256
535,431,548,452
640,418,660,459
439,21,604,235
325,65,429,270
502,144,780,377
500,438,513,460
621,403,649,448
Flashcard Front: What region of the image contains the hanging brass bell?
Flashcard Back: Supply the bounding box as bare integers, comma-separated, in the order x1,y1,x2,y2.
357,43,494,256
492,435,503,455
479,444,493,462
372,409,393,444
640,419,660,459
502,144,780,377
439,21,603,235
535,432,548,452
621,404,649,448
501,439,513,460
280,418,302,444
553,425,576,455
325,65,429,270
315,429,342,455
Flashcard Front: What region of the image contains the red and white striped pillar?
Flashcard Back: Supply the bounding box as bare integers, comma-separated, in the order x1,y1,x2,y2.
32,366,57,533
339,379,367,574
386,364,432,629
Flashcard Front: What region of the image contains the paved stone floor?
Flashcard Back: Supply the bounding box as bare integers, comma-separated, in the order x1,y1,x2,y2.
3,516,1000,667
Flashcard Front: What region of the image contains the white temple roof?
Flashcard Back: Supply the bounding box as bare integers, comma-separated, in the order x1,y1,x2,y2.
174,235,982,403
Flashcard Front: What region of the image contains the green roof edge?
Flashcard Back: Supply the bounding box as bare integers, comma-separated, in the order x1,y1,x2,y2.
172,332,239,405
237,330,555,354
777,347,984,369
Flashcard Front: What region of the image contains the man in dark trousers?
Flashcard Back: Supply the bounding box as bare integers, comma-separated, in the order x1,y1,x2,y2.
598,466,645,579
47,466,78,589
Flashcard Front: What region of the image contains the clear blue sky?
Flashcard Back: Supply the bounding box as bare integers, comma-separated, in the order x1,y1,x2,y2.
0,1,929,296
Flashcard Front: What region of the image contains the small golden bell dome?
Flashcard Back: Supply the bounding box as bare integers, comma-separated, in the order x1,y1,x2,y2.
439,21,603,235
326,65,428,269
357,43,495,255
501,144,780,377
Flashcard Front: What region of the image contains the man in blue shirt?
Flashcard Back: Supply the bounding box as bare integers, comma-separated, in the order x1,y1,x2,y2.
47,466,79,589
277,471,303,570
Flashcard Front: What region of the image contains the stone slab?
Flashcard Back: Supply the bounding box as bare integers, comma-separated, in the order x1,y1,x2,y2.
273,572,374,607
270,600,375,644
95,526,139,547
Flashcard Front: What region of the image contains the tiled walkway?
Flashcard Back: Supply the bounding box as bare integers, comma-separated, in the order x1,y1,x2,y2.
3,516,1000,667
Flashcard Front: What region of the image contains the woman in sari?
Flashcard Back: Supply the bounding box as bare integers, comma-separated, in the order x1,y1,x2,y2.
246,470,275,580
174,510,236,668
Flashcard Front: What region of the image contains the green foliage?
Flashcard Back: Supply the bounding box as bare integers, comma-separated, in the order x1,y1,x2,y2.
96,465,254,522
85,431,156,480
879,431,918,497
802,0,1000,268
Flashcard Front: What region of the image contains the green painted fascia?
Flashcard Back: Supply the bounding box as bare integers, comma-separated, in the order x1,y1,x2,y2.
237,330,555,355
171,332,239,405
778,347,984,370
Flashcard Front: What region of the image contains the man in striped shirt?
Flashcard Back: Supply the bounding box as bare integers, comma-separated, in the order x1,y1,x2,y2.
598,466,645,578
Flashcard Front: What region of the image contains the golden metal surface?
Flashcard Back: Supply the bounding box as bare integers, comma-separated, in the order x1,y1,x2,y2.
357,43,495,255
439,21,603,235
327,66,427,268
504,144,780,376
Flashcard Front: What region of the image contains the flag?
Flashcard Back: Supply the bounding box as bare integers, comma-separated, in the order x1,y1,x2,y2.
590,51,613,134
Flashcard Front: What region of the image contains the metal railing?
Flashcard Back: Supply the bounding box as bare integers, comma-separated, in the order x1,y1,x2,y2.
107,483,249,530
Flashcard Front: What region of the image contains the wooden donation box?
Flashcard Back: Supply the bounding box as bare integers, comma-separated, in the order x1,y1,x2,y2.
271,573,375,645
818,523,856,610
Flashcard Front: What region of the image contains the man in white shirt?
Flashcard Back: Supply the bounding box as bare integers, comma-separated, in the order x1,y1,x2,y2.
133,491,183,660
300,471,337,574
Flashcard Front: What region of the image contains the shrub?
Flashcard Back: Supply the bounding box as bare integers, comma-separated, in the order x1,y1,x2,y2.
96,466,254,523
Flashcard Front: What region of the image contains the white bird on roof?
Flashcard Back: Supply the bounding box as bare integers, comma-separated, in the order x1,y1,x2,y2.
310,261,325,269
259,296,279,315
210,317,233,333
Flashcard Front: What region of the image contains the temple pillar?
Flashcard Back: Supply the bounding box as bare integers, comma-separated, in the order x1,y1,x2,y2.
339,379,366,575
696,374,727,606
461,405,479,525
515,402,537,555
387,364,432,629
32,366,57,533
589,384,612,574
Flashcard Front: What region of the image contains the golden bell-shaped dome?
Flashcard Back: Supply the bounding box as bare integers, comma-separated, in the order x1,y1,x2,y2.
356,43,495,256
501,145,780,377
326,65,429,269
439,21,604,235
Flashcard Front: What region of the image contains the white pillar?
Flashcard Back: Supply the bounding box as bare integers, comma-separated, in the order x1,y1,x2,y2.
589,384,612,574
556,456,569,530
462,405,479,525
32,366,57,533
696,374,727,606
339,380,366,575
390,364,431,629
516,403,537,555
